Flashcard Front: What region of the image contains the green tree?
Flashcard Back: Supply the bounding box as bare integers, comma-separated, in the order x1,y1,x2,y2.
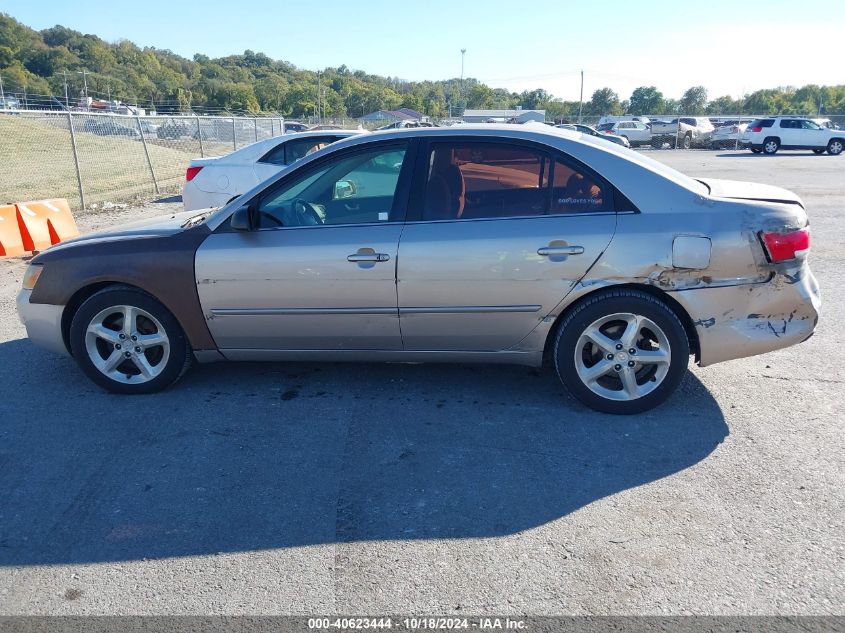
586,87,621,116
628,86,664,115
679,86,708,114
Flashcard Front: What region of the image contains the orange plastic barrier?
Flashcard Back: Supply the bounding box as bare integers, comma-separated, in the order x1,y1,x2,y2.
15,198,79,252
0,204,26,257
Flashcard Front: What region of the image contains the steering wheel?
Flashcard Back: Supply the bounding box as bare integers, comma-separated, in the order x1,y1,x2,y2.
289,198,324,226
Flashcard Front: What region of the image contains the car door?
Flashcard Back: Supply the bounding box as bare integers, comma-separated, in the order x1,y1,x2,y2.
777,119,799,147
195,140,414,352
396,138,617,351
799,119,827,148
252,135,345,184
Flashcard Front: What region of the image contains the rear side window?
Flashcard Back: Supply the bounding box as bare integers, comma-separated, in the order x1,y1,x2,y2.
420,141,615,221
551,156,611,214
260,136,340,166
749,119,774,128
597,123,613,131
422,142,549,220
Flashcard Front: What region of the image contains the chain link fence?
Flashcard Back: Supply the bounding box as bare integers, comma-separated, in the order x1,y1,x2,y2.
0,111,285,211
3,109,843,213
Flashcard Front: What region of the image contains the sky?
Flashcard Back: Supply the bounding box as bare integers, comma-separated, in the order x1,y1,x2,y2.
3,0,843,101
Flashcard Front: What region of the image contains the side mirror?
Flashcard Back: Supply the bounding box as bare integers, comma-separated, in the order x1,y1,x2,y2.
230,204,256,231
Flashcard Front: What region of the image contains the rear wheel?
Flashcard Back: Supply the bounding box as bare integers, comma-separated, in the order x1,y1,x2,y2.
827,139,843,155
553,289,689,414
69,286,193,394
762,137,780,154
681,133,692,149
651,137,663,149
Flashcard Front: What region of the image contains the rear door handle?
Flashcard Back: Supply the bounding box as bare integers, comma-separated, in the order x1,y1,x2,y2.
347,253,390,262
537,245,584,256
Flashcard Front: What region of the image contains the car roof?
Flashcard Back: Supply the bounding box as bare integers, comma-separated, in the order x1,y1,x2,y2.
203,122,709,231
213,129,363,163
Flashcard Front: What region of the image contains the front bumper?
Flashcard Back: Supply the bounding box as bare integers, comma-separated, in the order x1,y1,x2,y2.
673,265,820,367
16,289,69,356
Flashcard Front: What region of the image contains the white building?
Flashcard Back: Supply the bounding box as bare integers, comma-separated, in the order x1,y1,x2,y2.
462,108,546,123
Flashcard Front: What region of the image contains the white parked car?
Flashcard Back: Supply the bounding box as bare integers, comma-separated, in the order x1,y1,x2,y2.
183,130,363,211
597,115,651,127
741,117,844,155
709,121,748,149
597,120,651,147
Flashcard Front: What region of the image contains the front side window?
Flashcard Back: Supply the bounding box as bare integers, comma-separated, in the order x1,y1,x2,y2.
255,144,408,228
800,120,822,130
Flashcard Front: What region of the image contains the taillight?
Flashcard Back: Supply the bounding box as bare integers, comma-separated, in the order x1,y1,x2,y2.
759,228,810,263
750,126,763,133
186,166,203,181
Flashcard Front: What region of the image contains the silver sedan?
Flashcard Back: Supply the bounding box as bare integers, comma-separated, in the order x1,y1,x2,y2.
17,125,820,413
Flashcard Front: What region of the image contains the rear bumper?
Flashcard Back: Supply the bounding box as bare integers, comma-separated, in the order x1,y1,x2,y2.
673,265,820,367
16,289,69,356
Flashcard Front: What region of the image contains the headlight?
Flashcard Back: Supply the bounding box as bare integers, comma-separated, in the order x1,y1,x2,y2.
22,264,43,290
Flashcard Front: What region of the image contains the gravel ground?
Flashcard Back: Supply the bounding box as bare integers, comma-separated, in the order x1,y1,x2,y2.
0,152,842,615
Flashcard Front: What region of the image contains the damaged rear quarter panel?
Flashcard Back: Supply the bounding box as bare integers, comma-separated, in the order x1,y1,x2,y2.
576,194,818,366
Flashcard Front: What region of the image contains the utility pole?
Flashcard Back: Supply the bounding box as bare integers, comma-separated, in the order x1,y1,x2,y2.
578,70,584,123
317,70,322,124
0,73,4,105
77,70,90,110
62,70,69,109
460,49,466,115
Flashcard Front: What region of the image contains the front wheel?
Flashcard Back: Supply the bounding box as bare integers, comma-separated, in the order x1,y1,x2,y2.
681,134,692,149
553,289,690,414
69,286,193,394
827,139,843,155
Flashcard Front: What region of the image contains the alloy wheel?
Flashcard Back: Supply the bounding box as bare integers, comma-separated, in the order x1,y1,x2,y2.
84,304,171,384
574,312,671,402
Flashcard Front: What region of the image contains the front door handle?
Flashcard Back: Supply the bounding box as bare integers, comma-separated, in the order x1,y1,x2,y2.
347,252,390,263
537,245,584,256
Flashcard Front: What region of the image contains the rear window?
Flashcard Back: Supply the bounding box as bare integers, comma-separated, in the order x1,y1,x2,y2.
749,119,774,128
597,123,613,131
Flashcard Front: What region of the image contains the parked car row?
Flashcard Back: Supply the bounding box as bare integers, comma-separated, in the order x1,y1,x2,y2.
588,114,842,154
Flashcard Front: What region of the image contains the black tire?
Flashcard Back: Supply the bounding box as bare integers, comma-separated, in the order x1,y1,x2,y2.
813,149,826,155
69,286,193,394
762,137,780,155
651,138,663,149
553,289,690,414
681,133,692,149
826,139,844,156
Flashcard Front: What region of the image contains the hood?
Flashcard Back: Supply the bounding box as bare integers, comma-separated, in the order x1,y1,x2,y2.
37,209,207,255
699,178,804,208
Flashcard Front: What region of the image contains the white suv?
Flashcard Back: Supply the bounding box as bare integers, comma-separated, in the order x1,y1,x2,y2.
741,117,844,155
596,120,651,147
